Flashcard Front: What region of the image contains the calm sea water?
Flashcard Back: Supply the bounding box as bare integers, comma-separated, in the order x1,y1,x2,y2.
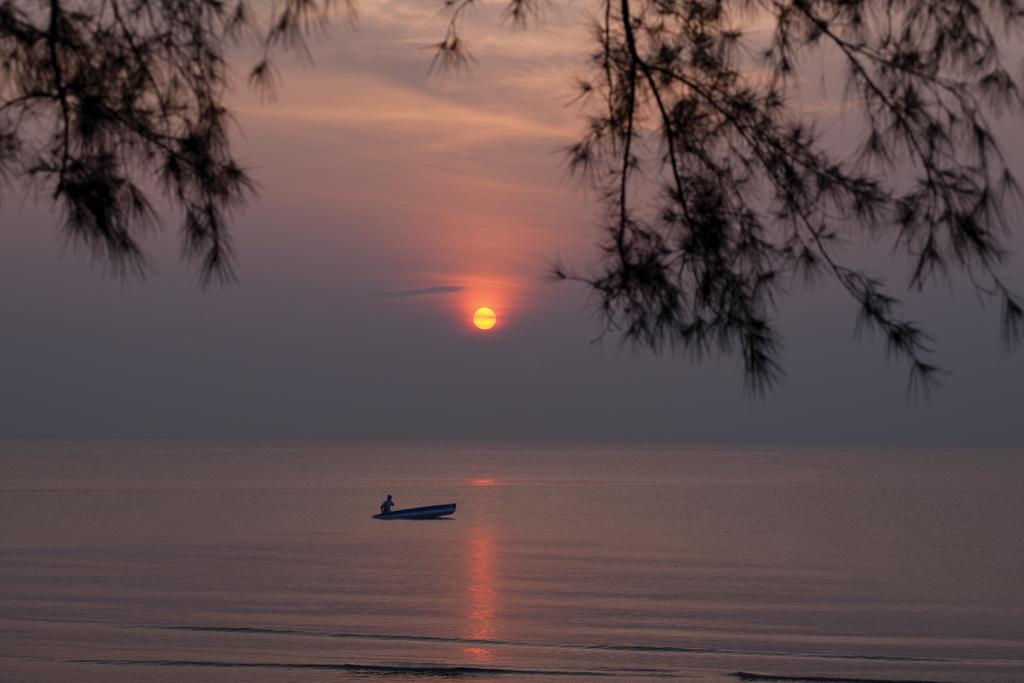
1,442,1022,682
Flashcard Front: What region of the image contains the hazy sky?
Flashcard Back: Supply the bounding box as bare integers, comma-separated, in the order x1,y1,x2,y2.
1,0,1022,445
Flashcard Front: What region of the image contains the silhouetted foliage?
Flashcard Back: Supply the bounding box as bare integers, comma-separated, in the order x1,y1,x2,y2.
0,0,337,284
537,0,1024,395
2,0,1021,392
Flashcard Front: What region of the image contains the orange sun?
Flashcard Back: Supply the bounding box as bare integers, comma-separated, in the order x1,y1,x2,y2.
473,307,497,331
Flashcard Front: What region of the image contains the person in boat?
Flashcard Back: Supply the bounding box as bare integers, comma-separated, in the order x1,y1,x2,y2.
380,494,394,515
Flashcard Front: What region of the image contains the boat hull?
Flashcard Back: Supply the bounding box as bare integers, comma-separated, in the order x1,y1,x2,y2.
373,503,457,520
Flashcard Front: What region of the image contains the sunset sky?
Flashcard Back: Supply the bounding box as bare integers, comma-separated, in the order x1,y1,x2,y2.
1,0,1021,444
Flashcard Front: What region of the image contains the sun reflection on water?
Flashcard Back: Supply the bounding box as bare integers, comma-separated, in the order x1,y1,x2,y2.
464,530,497,663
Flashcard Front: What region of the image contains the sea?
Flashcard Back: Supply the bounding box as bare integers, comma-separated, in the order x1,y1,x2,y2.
1,441,1022,682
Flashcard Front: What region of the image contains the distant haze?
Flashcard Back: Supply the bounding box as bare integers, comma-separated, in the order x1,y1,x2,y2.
0,1,1021,446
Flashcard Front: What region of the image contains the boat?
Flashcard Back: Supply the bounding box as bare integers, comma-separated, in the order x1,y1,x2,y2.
373,503,457,520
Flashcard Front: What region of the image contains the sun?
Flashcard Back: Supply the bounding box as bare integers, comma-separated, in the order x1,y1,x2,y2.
473,307,497,331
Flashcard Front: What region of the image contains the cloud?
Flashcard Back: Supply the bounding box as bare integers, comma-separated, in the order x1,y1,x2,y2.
378,285,466,299
236,70,575,148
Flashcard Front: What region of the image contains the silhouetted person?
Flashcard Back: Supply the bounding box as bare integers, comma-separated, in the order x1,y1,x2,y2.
380,494,394,514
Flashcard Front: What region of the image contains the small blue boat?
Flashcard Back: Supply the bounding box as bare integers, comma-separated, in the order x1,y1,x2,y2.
373,503,457,520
